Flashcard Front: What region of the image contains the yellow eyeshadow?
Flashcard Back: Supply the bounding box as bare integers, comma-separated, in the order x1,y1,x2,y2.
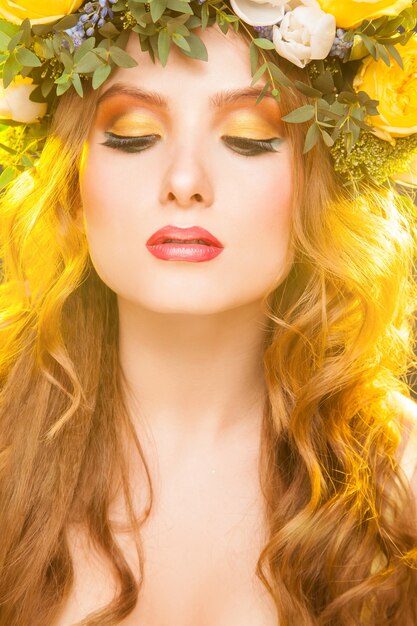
222,114,281,140
109,113,162,137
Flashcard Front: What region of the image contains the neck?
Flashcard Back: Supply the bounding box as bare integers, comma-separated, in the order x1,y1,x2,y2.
118,298,269,449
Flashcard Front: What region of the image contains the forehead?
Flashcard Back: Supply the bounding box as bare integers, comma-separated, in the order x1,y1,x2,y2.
103,24,262,99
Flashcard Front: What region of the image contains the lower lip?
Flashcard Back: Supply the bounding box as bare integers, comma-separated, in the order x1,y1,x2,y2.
146,243,224,262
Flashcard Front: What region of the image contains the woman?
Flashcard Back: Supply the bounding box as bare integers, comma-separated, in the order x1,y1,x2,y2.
0,1,417,625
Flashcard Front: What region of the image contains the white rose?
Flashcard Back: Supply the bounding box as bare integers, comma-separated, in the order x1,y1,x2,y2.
229,0,288,27
0,76,47,124
272,5,336,68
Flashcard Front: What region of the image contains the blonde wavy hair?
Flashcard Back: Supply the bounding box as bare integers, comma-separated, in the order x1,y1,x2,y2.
1,22,417,626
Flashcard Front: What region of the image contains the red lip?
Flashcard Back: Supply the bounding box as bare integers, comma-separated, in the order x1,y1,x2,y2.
146,225,223,248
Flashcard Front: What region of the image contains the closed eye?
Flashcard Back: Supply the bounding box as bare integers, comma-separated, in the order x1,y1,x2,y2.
221,134,283,156
100,132,160,153
100,132,283,156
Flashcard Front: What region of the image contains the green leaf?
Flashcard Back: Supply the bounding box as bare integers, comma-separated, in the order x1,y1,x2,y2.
175,32,207,61
249,41,259,76
166,22,189,36
158,29,171,66
73,37,96,64
98,22,121,37
92,63,112,89
166,0,193,14
19,18,31,46
350,122,361,145
129,2,147,22
41,76,54,98
75,52,102,73
31,22,54,36
52,33,66,56
55,74,71,85
303,123,320,154
253,37,275,50
386,44,403,69
33,38,54,60
256,80,272,104
7,30,23,52
150,0,168,22
376,42,390,66
349,116,372,130
338,91,359,105
319,127,334,147
147,33,159,61
15,47,41,67
0,31,10,50
360,33,377,58
282,104,315,123
268,61,292,88
59,49,74,73
2,53,22,88
109,46,138,67
201,1,209,29
56,80,72,96
172,32,190,52
71,72,83,97
250,62,267,87
52,14,79,31
94,46,110,60
0,166,16,190
116,30,131,48
294,80,322,98
317,108,341,121
217,17,229,35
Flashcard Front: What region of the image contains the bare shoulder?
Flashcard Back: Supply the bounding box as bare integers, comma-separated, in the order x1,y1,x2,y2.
388,391,417,496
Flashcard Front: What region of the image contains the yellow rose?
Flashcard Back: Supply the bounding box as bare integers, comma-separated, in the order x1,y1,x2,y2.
0,0,84,25
0,76,47,123
316,0,412,29
353,35,417,140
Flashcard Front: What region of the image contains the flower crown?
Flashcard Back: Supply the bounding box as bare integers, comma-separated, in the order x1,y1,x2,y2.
0,0,417,191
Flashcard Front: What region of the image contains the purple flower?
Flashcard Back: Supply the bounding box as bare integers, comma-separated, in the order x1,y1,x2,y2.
253,25,274,41
63,24,86,49
78,0,114,36
329,28,353,59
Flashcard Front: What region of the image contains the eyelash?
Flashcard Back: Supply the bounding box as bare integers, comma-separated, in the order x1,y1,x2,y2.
101,132,282,157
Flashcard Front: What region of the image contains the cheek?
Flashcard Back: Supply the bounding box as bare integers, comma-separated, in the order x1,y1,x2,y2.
233,155,294,285
79,149,151,254
78,151,138,286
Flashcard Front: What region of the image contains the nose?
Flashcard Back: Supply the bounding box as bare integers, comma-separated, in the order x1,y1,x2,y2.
158,142,214,209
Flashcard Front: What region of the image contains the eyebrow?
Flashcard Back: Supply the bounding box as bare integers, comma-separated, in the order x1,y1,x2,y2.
97,83,277,110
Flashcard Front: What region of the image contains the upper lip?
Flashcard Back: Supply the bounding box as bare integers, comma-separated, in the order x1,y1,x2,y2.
146,225,224,248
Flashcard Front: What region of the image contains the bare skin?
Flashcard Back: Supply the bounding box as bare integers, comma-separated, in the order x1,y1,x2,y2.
55,422,278,626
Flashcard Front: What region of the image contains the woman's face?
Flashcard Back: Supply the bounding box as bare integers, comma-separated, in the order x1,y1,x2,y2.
79,25,294,315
